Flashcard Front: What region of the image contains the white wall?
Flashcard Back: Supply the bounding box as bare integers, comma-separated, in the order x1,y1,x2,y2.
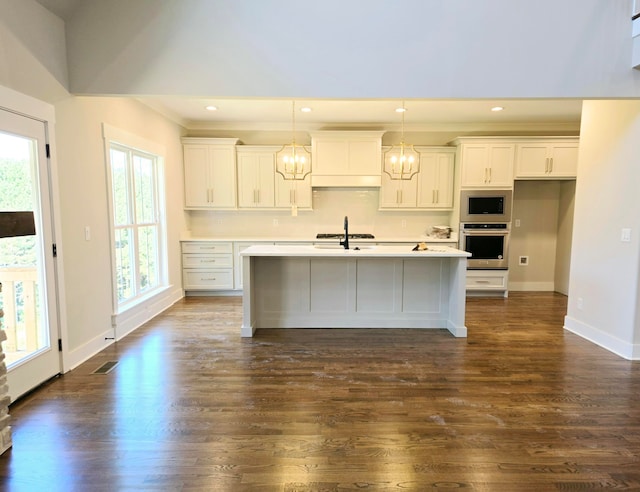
565,100,640,359
64,0,640,99
54,96,186,366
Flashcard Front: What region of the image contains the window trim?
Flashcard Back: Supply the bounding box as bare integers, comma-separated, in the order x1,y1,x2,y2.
102,123,168,315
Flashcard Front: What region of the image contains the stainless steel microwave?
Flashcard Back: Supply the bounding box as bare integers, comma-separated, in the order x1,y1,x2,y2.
460,189,512,223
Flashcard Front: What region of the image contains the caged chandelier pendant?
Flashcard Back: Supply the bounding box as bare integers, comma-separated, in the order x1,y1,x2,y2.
383,103,420,180
275,101,311,181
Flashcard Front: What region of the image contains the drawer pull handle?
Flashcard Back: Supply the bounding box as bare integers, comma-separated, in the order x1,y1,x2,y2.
203,277,217,281
475,280,491,284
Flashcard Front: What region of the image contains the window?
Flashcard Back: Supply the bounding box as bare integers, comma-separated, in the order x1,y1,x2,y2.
104,125,167,310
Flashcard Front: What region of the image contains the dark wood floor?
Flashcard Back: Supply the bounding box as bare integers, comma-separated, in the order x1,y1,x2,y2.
2,293,640,491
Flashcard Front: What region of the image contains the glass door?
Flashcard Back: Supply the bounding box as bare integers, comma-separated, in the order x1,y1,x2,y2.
0,109,60,401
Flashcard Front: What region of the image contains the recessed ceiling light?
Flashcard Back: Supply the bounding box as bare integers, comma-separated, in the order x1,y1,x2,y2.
205,105,218,111
491,106,505,112
300,107,312,113
395,107,407,113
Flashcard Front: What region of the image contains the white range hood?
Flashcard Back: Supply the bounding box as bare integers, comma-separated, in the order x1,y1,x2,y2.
310,131,384,187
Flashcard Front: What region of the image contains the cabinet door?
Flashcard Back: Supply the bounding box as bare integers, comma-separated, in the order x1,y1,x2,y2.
380,173,417,208
435,153,455,207
486,145,514,186
237,152,275,208
460,144,514,188
275,174,312,209
515,143,549,177
417,152,454,208
183,145,211,208
549,144,578,177
208,146,237,208
460,145,490,187
515,142,578,178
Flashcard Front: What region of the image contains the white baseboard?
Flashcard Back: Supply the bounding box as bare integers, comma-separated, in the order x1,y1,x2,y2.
113,286,183,341
185,290,242,297
564,315,639,360
508,281,555,292
64,286,183,371
66,328,115,371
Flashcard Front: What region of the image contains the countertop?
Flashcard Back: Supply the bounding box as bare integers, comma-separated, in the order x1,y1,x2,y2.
180,233,458,244
240,244,470,258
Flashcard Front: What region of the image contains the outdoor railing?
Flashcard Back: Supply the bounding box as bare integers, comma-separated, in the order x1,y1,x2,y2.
0,267,39,365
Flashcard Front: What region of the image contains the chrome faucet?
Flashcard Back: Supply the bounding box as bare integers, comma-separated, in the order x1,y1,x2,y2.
340,216,349,249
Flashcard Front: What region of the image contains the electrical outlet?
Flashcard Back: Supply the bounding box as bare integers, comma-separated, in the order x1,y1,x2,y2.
577,297,584,310
84,226,91,241
515,219,521,227
621,228,631,242
401,219,407,229
519,255,529,266
273,219,279,226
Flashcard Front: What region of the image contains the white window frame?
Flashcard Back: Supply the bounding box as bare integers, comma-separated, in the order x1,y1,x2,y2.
102,123,168,314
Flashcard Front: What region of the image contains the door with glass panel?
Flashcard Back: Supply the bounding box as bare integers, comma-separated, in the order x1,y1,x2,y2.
0,109,60,401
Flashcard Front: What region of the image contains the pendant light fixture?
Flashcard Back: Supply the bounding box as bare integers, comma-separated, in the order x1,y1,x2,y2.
275,101,311,181
383,103,420,180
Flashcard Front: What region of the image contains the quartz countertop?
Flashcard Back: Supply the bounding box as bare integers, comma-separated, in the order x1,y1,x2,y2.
240,244,470,258
180,233,458,243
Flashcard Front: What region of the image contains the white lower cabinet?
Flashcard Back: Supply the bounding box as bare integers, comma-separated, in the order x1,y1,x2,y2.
182,242,234,291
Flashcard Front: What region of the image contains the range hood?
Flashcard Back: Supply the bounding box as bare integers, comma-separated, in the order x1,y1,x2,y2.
310,131,384,187
311,175,382,187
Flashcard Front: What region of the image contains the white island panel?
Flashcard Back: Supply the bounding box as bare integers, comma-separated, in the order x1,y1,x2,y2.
402,259,445,314
310,259,353,313
355,259,398,313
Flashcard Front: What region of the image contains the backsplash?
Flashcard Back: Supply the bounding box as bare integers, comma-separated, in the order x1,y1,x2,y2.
187,188,453,238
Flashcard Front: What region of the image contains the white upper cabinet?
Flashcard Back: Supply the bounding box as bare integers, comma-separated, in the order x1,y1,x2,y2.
183,138,239,209
275,173,312,209
311,131,384,187
451,138,515,189
458,142,514,188
416,149,455,208
515,139,579,179
236,147,276,208
380,173,418,208
379,147,455,210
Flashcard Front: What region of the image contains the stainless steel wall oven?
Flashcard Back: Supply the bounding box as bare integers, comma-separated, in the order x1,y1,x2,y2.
460,223,510,269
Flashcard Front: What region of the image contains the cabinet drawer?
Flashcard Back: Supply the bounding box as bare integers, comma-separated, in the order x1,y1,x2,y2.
182,253,233,268
183,269,234,290
182,242,233,254
466,274,507,289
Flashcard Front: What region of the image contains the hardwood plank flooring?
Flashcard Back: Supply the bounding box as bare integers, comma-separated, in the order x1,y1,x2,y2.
2,293,640,491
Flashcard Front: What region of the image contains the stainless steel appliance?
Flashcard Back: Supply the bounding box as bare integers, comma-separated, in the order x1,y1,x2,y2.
460,223,510,269
460,189,512,223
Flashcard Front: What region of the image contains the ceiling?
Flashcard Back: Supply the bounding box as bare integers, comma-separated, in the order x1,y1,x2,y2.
34,0,583,133
137,97,583,132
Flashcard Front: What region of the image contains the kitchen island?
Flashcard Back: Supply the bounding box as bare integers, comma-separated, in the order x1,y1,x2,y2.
240,244,471,338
